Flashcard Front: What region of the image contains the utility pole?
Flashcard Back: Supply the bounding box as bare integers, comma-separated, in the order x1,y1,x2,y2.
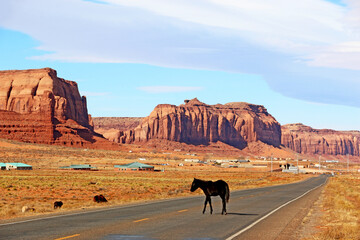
296,153,299,174
318,156,321,172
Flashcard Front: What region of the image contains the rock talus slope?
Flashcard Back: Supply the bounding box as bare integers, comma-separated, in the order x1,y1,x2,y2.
118,98,281,149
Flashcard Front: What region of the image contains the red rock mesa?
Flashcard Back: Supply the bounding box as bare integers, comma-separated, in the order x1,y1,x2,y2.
0,68,113,148
116,98,281,149
281,123,360,156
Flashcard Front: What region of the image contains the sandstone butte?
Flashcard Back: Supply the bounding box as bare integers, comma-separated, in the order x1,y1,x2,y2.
116,98,282,149
282,123,360,156
0,68,116,149
1,68,359,158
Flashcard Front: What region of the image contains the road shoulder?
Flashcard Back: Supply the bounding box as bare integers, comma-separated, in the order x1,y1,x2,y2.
235,181,326,240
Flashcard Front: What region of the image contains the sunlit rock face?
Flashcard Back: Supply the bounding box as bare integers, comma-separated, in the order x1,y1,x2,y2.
282,123,360,156
118,98,281,149
0,68,91,128
0,68,114,148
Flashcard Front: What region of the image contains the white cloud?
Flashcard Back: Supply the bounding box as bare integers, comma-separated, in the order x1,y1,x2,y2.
137,86,203,93
0,0,360,108
307,41,360,70
0,0,349,60
107,0,346,53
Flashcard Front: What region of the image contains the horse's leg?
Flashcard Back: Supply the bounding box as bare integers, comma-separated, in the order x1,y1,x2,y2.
203,197,208,214
208,196,213,214
221,196,227,215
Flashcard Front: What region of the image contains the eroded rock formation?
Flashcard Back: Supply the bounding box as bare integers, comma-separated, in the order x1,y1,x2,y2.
117,98,281,149
0,68,91,128
0,68,113,148
281,123,360,156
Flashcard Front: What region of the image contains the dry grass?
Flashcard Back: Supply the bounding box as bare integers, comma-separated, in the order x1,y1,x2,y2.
308,174,360,240
0,169,309,220
0,138,310,220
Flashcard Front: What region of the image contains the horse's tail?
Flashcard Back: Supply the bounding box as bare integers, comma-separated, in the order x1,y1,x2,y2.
225,183,230,203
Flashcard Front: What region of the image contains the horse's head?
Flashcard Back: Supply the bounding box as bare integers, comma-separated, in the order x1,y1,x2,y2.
190,178,199,192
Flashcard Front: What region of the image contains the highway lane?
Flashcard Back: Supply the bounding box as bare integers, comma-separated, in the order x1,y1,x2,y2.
0,175,328,240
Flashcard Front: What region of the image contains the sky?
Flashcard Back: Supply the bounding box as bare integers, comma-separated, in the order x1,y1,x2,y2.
0,0,359,131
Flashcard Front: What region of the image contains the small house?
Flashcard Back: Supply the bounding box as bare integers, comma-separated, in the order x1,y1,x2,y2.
60,164,96,170
5,163,32,170
0,163,6,170
114,162,154,171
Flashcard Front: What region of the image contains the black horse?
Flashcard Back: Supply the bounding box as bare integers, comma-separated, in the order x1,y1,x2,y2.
190,178,230,215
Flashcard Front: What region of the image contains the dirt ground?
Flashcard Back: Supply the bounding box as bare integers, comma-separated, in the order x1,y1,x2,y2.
0,168,311,221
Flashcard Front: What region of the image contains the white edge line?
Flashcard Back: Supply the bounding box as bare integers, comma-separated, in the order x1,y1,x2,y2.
225,178,328,240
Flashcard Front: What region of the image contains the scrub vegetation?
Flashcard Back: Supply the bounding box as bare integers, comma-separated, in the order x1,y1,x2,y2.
0,139,310,220
309,174,360,240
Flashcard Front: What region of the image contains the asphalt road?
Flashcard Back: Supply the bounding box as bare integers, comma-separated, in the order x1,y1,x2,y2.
0,175,328,240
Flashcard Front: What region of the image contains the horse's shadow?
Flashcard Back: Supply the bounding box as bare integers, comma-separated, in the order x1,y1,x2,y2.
226,212,258,216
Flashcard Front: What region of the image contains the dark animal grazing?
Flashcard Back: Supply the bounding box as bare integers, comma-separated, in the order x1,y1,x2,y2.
190,178,230,215
93,194,108,203
54,201,63,209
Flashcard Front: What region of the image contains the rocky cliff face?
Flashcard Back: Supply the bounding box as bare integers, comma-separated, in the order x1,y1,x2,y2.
0,68,114,148
281,123,360,156
118,98,281,149
0,68,91,128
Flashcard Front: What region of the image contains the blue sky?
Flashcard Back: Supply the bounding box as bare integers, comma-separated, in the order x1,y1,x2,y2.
0,0,359,130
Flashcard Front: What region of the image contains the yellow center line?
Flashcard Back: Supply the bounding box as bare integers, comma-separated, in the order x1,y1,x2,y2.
178,209,188,213
133,218,149,223
54,233,80,240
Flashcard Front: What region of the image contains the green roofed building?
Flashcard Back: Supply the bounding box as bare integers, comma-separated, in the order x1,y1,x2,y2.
0,163,6,170
60,164,97,170
5,163,32,170
114,162,154,171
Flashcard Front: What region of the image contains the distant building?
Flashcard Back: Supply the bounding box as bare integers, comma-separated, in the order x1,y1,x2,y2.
325,160,339,163
0,163,6,170
282,166,305,173
237,160,250,163
5,163,32,170
60,164,96,170
114,162,154,171
184,159,200,163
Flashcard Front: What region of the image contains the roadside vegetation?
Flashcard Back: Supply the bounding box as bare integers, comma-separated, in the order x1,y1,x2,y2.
310,174,360,240
0,138,310,220
0,169,309,220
